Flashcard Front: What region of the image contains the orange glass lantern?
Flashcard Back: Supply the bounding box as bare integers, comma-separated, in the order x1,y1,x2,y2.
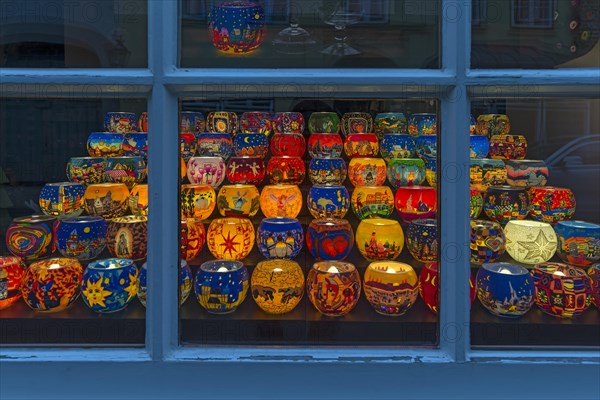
83,183,130,219
363,261,419,316
217,184,260,217
259,184,302,218
129,184,149,216
267,156,305,185
395,186,437,222
106,215,148,261
251,259,305,314
355,218,404,261
306,261,361,317
343,133,379,158
180,218,205,261
347,157,387,186
0,256,26,309
206,217,255,260
180,184,216,220
350,185,394,219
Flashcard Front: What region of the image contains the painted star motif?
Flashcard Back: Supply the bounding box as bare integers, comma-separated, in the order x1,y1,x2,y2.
124,272,138,302
517,229,555,263
220,231,240,258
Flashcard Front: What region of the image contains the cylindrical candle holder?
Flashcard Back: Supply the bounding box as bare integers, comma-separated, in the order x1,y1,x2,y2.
554,221,600,266
406,219,438,262
251,260,304,314
470,220,506,264
197,133,233,159
307,184,350,218
363,261,419,316
306,218,354,261
217,184,260,217
273,112,304,134
257,217,304,259
267,156,305,185
374,113,407,138
504,220,557,264
259,184,302,218
55,216,107,260
470,159,506,191
475,114,510,138
476,262,534,318
206,112,239,134
306,261,361,317
104,156,147,189
206,217,255,260
270,133,306,157
194,260,249,314
81,258,138,313
356,218,404,261
240,111,273,135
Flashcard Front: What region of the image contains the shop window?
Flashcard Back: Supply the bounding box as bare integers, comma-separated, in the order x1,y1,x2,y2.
512,0,555,28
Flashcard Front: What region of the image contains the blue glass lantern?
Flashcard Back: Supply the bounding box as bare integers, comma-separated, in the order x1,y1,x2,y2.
104,112,137,133
257,217,303,259
308,158,347,185
197,132,233,159
408,113,437,136
81,258,138,313
39,182,86,219
55,216,107,260
307,184,350,218
483,186,530,225
194,260,249,314
138,260,192,307
233,132,269,158
476,262,534,318
87,132,124,157
306,218,354,261
470,135,489,159
379,134,415,159
554,220,600,267
406,219,438,262
208,2,266,54
180,111,206,135
123,133,149,158
415,135,437,159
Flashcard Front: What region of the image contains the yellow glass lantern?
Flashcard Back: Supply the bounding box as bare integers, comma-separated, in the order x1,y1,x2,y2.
355,218,404,261
259,184,302,218
83,183,130,219
350,185,394,219
251,259,305,314
217,184,260,218
306,261,361,317
129,184,148,216
206,217,255,260
180,184,216,220
504,220,558,265
363,261,419,316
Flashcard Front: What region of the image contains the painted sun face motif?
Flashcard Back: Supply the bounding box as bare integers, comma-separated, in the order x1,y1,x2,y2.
82,278,112,307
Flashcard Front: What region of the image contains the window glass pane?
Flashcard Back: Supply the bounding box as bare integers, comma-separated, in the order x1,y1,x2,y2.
178,97,442,345
180,0,440,68
0,0,148,68
471,0,600,68
0,98,147,345
469,97,600,347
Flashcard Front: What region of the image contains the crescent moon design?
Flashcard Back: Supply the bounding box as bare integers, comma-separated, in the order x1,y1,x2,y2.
244,136,250,144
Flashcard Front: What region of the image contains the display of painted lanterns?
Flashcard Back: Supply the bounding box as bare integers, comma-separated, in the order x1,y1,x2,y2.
257,217,303,259
187,156,226,187
489,134,527,160
0,256,26,309
122,132,148,158
66,157,106,185
483,186,530,224
470,220,506,264
180,132,198,162
226,156,265,185
273,112,305,134
206,217,255,260
106,216,148,261
469,159,506,191
554,221,600,266
380,134,415,159
306,218,354,261
194,260,249,314
39,182,85,219
415,135,437,159
408,113,437,136
356,218,403,261
419,262,476,314
259,184,302,218
475,114,511,138
348,157,387,187
341,112,373,136
208,1,265,54
363,261,419,316
308,112,340,134
21,257,83,312
470,187,484,219
528,186,576,223
343,133,379,158
307,184,350,218
374,113,407,138
6,215,57,261
406,219,438,262
476,262,534,318
588,264,600,308
270,133,306,157
425,157,437,188
87,132,124,157
180,218,205,261
206,111,239,134
180,184,216,220
470,115,476,134
81,258,138,313
180,111,205,134
251,260,304,314
307,133,343,158
217,184,260,217
531,262,593,318
128,184,148,216
351,185,394,219
197,133,233,159
240,111,273,135
104,112,137,133
306,261,361,317
504,220,557,264
267,156,305,185
395,186,437,222
55,217,107,260
104,156,147,189
308,158,347,185
470,135,490,159
233,132,269,158
505,160,549,188
138,260,193,307
386,158,426,189
138,112,148,133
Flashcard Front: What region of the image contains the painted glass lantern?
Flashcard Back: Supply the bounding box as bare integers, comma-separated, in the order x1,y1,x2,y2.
21,257,83,312
104,112,137,133
488,134,528,160
259,184,302,218
6,215,56,261
128,184,148,216
104,156,147,189
386,158,426,189
408,113,437,136
415,135,437,159
233,132,269,158
267,156,305,185
532,262,593,318
470,187,484,219
206,217,255,260
180,218,205,261
256,217,303,260
374,113,407,138
180,111,206,135
528,186,576,223
406,219,438,262
380,134,415,159
187,156,226,187
217,184,260,217
504,220,557,264
341,112,373,136
307,133,343,158
469,135,490,159
351,185,394,219
308,158,347,185
554,221,600,266
270,133,306,157
39,182,85,219
273,112,304,134
469,159,507,191
106,216,148,261
363,261,419,316
356,218,404,261
122,132,148,158
0,256,26,309
348,157,387,186
227,156,265,185
306,218,354,261
206,111,239,134
470,220,506,265
180,184,216,220
587,264,600,308
138,261,193,307
181,157,187,181
505,159,549,187
240,111,273,135
307,184,350,218
308,112,340,134
197,133,233,159
419,262,476,314
207,2,265,54
66,157,106,185
343,133,379,158
55,217,107,260
251,260,304,314
83,183,130,219
475,114,511,138
194,260,249,314
138,112,148,133
395,186,437,222
306,261,361,317
81,258,138,313
476,262,534,318
425,157,437,188
483,186,530,224
87,132,124,157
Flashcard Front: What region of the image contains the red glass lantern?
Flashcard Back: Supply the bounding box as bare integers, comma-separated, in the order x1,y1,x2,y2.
307,133,343,158
395,186,437,222
270,133,306,157
180,218,205,261
528,186,576,223
418,262,475,314
226,156,265,185
0,256,26,309
343,133,379,158
267,156,305,185
240,111,273,135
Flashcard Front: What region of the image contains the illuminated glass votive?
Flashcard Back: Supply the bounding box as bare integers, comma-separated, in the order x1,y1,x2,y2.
307,184,350,218
55,216,107,260
588,264,600,308
419,262,476,314
341,112,373,136
483,185,530,225
259,184,302,218
233,132,269,158
180,184,216,220
6,215,56,261
554,221,600,266
251,259,304,314
306,261,361,317
208,2,265,54
197,133,233,159
351,185,394,219
257,218,303,260
505,160,548,187
81,258,138,313
386,158,426,189
380,134,415,159
187,156,226,187
270,133,306,157
488,134,527,160
87,132,124,157
528,186,576,223
475,114,510,138
83,183,130,219
0,256,26,309
194,260,249,314
207,111,239,134
406,219,438,262
206,217,255,260
343,133,379,158
129,184,148,216
374,113,407,138
470,220,506,265
39,182,86,219
356,218,404,261
104,112,137,133
504,220,557,265
66,157,106,185
470,187,484,219
476,262,534,318
470,159,507,192
106,216,148,261
217,184,260,217
308,158,347,185
348,157,387,186
306,218,354,261
408,113,437,136
240,111,273,135
395,186,437,222
104,156,147,189
363,261,419,316
469,135,489,159
138,260,192,307
273,112,304,134
267,156,305,185
308,112,340,134
227,156,265,185
307,133,343,158
180,218,205,261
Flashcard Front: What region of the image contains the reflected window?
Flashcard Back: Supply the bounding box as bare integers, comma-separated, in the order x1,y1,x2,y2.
512,0,555,28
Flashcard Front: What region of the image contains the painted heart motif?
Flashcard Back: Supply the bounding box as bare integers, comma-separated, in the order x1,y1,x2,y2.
321,238,337,257
333,236,348,255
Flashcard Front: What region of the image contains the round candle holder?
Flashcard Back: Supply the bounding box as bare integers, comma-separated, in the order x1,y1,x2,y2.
240,111,273,135
307,133,343,158
469,135,490,159
251,260,304,314
306,218,354,261
233,132,269,158
489,134,527,160
408,113,437,136
66,157,106,185
470,159,506,192
273,112,304,134
476,262,534,318
308,112,340,134
386,158,426,189
351,185,394,219
308,158,347,185
208,2,265,54
226,156,265,185
475,114,511,138
122,132,148,158
343,133,379,158
395,186,437,222
380,134,415,159
259,184,302,218
180,218,205,261
270,133,306,157
104,112,137,133
83,183,130,219
217,184,260,217
257,217,303,259
197,133,233,159
207,111,239,134
374,113,407,138
348,157,387,187
180,184,216,220
406,219,438,262
206,217,255,260
55,216,107,260
307,184,350,218
470,220,506,265
504,220,557,265
187,156,226,187
81,258,138,313
0,256,26,309
194,260,249,314
341,112,373,136
364,261,419,316
6,215,57,261
104,156,147,189
106,216,148,261
528,186,576,223
39,182,86,219
87,132,124,157
505,159,549,188
356,218,404,261
180,111,205,135
306,261,361,317
483,185,530,224
554,220,600,266
267,156,305,185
